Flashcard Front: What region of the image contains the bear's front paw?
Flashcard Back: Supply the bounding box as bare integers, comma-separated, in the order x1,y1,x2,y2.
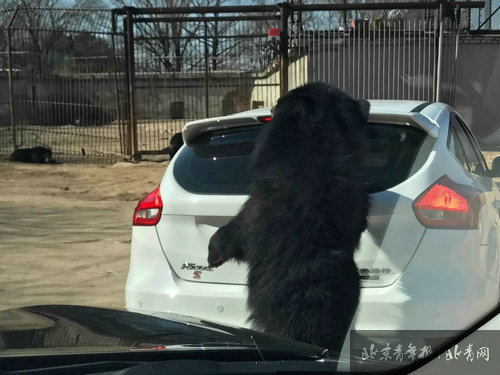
208,231,227,268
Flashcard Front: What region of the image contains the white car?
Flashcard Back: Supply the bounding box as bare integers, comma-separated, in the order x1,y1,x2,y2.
126,100,500,333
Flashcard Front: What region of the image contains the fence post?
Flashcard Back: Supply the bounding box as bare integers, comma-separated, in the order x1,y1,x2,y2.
484,0,492,30
111,10,125,157
434,0,444,102
124,7,139,160
279,2,291,97
450,7,460,107
204,21,209,118
6,8,19,150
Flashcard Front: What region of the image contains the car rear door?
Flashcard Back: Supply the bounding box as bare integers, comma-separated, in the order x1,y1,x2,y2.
450,113,500,282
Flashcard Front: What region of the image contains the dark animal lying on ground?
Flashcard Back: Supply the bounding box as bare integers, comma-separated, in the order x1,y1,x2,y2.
9,146,55,164
207,82,370,354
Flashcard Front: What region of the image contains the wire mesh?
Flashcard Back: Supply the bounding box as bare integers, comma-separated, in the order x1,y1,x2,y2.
128,12,280,154
0,4,467,164
289,10,460,102
0,7,125,164
468,0,500,30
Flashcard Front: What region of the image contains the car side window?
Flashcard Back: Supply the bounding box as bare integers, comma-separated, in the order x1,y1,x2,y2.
447,121,469,171
451,114,484,175
454,115,489,175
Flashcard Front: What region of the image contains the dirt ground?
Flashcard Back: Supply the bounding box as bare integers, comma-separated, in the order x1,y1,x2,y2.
1,151,499,312
0,160,167,311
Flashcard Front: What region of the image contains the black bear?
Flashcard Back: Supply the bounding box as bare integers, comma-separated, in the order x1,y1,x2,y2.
169,132,183,159
207,82,370,354
9,146,55,164
161,132,183,159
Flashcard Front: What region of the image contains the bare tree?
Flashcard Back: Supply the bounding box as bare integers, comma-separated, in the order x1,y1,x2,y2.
112,0,192,72
1,0,80,71
1,0,117,74
112,0,268,72
181,0,277,72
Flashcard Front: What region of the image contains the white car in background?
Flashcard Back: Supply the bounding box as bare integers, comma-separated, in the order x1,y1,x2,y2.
126,100,500,333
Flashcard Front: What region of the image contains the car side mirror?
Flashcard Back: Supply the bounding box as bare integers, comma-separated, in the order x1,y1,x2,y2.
490,156,500,178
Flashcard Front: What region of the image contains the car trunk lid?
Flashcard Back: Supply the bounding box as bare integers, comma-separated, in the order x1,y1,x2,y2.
157,121,434,287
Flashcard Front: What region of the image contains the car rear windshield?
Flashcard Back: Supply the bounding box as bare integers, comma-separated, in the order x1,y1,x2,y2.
173,123,431,195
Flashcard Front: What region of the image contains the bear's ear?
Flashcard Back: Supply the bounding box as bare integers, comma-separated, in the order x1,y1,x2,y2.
357,99,370,122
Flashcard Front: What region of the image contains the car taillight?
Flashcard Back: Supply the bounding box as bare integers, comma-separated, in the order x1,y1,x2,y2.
257,116,272,123
133,186,163,226
413,176,484,229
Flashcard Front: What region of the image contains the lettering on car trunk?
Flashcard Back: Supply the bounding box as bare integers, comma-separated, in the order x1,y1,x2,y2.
181,262,214,279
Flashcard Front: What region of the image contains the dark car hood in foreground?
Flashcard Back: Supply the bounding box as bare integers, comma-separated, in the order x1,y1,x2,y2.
0,305,327,359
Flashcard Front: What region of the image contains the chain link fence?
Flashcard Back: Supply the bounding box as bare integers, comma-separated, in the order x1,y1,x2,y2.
467,0,500,30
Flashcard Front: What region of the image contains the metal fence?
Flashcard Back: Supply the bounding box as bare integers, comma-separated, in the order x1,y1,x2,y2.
113,7,281,157
293,18,447,102
0,7,128,163
0,1,487,164
467,0,500,30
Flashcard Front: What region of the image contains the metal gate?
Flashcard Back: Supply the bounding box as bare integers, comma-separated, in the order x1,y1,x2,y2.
0,1,486,163
116,1,483,160
112,6,282,159
285,1,467,105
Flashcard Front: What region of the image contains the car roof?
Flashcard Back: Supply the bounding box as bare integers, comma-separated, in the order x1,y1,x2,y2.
182,100,449,144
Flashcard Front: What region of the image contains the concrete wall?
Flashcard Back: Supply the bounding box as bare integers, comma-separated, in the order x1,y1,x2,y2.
0,74,120,126
2,35,499,147
280,35,500,147
454,35,500,147
133,72,256,119
0,72,260,126
308,39,438,102
250,56,309,108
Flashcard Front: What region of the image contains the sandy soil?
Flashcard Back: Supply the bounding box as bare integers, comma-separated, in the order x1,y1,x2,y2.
1,151,499,312
0,160,167,311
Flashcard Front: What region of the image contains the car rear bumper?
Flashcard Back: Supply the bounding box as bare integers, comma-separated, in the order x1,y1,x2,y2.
125,226,250,326
126,226,499,331
357,228,499,330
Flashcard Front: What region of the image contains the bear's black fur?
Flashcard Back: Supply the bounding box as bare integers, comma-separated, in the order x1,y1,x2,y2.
207,82,370,354
9,147,55,164
161,133,184,159
169,132,183,159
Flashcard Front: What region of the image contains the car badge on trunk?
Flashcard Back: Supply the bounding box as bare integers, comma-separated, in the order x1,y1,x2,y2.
181,262,214,279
